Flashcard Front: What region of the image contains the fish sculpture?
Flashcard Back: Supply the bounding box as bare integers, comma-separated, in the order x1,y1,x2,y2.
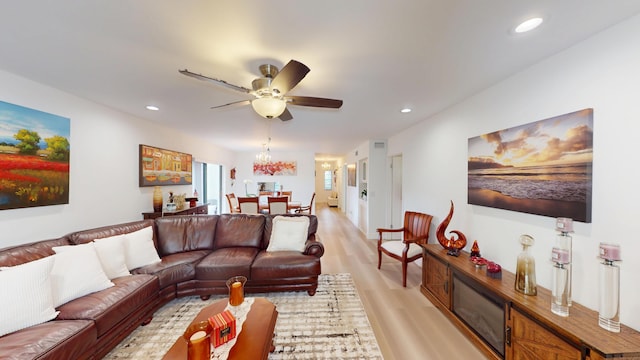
436,200,467,256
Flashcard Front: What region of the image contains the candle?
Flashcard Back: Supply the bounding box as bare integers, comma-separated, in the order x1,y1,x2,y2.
184,322,211,360
189,330,206,341
599,243,621,261
229,281,244,306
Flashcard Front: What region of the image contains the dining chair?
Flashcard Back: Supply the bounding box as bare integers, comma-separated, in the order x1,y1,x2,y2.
225,193,239,213
281,191,292,201
268,196,289,214
237,196,260,214
295,192,315,214
377,211,433,287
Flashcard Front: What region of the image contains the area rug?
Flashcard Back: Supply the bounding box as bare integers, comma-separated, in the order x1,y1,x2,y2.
104,273,383,359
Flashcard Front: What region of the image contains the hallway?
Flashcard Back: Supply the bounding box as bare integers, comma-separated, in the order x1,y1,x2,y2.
315,203,487,359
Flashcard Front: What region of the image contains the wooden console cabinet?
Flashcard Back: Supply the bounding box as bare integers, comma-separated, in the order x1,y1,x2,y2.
142,203,209,219
421,244,640,360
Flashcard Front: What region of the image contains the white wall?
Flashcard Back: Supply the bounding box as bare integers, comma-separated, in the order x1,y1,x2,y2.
0,70,235,247
387,14,640,330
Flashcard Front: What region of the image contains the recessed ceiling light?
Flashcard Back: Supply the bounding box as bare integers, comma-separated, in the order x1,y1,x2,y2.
400,108,412,113
146,105,159,111
515,17,543,33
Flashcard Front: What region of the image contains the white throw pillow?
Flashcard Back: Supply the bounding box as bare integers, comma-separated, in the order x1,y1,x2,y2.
51,243,114,307
267,216,310,252
0,257,59,337
93,234,131,279
123,226,161,270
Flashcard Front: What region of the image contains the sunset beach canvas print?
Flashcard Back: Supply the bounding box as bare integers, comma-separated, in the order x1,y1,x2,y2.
468,108,593,222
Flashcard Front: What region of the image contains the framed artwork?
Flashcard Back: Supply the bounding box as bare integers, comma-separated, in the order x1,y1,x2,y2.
468,108,593,222
253,161,297,176
0,100,70,210
139,144,192,186
347,163,356,187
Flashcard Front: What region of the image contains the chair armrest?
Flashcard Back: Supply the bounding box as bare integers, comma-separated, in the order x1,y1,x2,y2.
303,234,324,258
376,227,405,234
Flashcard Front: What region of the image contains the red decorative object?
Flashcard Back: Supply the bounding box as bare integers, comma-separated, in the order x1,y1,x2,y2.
209,310,236,348
436,200,467,256
487,261,502,279
471,240,481,257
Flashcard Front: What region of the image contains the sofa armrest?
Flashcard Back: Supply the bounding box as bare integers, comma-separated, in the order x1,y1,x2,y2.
303,234,324,258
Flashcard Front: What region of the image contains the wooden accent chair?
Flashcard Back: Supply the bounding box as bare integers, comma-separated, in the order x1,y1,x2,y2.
377,211,433,287
295,192,315,214
225,193,239,213
268,196,289,214
237,196,260,214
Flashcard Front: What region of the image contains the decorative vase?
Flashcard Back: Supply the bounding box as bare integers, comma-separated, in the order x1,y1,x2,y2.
436,200,467,257
515,234,537,296
152,186,162,212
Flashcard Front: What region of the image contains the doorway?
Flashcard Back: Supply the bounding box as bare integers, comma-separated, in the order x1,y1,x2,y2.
390,155,403,237
194,161,222,214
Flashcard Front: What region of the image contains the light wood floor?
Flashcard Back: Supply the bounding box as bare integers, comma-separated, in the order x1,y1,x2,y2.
315,203,487,360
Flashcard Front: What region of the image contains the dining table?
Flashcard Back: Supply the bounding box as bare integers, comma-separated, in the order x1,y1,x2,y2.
258,196,301,212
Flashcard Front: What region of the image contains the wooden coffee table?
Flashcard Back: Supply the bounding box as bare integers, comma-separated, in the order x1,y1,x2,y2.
162,297,278,360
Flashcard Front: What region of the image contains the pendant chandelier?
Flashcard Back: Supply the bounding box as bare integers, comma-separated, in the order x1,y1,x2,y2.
256,138,272,165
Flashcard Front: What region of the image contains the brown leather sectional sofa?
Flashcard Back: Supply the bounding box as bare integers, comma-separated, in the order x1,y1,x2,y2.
0,213,323,360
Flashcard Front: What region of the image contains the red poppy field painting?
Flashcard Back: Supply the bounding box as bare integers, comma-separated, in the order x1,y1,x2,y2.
468,108,593,222
0,101,70,210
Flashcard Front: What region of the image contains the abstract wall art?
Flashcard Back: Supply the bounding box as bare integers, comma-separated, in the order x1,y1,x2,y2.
253,161,297,176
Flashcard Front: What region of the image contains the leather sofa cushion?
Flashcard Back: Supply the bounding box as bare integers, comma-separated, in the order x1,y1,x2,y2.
214,214,264,249
0,319,96,360
196,247,258,280
251,252,321,280
155,216,218,256
68,220,155,245
133,250,209,288
56,274,159,337
0,238,70,267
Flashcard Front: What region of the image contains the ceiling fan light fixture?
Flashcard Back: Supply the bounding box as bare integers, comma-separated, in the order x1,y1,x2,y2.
252,97,287,119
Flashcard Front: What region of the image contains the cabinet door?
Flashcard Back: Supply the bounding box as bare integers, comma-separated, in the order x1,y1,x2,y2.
424,251,450,308
506,307,581,360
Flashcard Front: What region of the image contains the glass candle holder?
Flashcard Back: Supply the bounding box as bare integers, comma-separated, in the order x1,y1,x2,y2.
551,248,570,317
183,320,212,360
226,275,247,307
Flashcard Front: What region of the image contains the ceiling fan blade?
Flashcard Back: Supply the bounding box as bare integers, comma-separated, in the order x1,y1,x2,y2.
210,100,251,109
179,69,251,94
278,108,293,121
287,96,343,109
270,60,310,95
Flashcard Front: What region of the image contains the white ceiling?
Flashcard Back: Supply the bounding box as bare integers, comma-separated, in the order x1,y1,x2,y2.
1,1,639,158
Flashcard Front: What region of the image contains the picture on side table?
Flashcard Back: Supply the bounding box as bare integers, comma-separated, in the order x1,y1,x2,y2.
0,100,70,210
468,108,593,222
139,144,192,186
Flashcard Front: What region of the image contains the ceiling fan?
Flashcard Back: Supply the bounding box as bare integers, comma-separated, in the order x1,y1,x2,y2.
179,60,343,121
